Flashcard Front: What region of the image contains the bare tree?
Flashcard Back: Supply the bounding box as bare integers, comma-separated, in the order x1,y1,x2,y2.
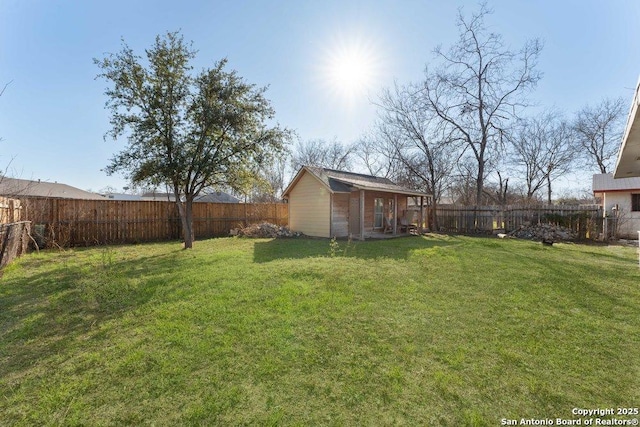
372,83,461,229
0,81,12,185
291,138,354,171
572,97,625,174
0,81,9,100
354,130,434,198
353,132,401,179
487,170,510,206
248,153,291,202
510,111,577,203
449,158,481,205
419,3,542,204
265,153,291,200
376,83,458,206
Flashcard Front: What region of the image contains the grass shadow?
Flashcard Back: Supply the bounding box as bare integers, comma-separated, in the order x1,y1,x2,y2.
252,234,463,263
0,247,186,380
510,243,640,314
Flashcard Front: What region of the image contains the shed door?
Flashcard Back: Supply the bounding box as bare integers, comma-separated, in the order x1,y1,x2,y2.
349,196,360,236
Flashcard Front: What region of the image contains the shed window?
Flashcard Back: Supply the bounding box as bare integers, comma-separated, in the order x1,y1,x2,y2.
632,194,640,212
374,198,384,228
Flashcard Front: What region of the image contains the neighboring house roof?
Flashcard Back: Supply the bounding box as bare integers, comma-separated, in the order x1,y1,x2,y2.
141,192,177,201
283,166,431,198
435,196,457,206
140,191,240,203
614,77,640,178
0,177,106,200
195,192,241,203
104,193,143,201
593,173,640,193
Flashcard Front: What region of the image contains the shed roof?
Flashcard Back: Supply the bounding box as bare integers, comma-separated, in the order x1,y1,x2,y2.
592,173,640,192
283,166,430,198
0,177,106,200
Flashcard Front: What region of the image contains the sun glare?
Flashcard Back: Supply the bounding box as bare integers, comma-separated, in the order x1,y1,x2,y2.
321,34,381,104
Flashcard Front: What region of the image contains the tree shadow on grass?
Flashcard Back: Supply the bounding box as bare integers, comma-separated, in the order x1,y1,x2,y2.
509,244,640,314
0,248,186,382
252,234,463,263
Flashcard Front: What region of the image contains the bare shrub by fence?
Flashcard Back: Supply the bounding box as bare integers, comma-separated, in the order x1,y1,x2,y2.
0,221,31,268
0,198,28,269
18,198,288,247
435,205,603,240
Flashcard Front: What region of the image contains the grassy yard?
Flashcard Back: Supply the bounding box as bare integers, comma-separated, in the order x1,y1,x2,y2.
1,235,639,426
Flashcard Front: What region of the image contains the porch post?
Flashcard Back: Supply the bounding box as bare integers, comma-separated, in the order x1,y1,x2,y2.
603,193,608,239
393,194,398,235
419,196,424,234
329,193,334,237
359,190,365,241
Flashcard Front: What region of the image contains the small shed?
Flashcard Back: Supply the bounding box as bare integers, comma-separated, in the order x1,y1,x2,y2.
282,166,430,239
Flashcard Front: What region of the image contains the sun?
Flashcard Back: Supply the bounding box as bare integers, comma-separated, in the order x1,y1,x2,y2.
321,34,381,103
328,46,374,96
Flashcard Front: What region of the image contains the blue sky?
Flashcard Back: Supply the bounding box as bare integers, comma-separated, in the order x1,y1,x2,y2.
1,0,640,194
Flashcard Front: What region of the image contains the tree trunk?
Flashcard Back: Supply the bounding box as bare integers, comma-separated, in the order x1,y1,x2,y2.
176,198,195,249
184,198,194,249
431,199,438,231
546,175,552,205
475,161,484,206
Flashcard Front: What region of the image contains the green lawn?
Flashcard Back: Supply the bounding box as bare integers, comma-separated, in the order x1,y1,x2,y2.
1,235,639,426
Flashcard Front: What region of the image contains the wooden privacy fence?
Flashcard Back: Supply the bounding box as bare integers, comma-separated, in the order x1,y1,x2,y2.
0,197,22,224
435,204,603,240
18,198,288,247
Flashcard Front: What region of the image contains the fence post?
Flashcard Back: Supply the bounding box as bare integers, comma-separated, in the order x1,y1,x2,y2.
8,199,15,223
